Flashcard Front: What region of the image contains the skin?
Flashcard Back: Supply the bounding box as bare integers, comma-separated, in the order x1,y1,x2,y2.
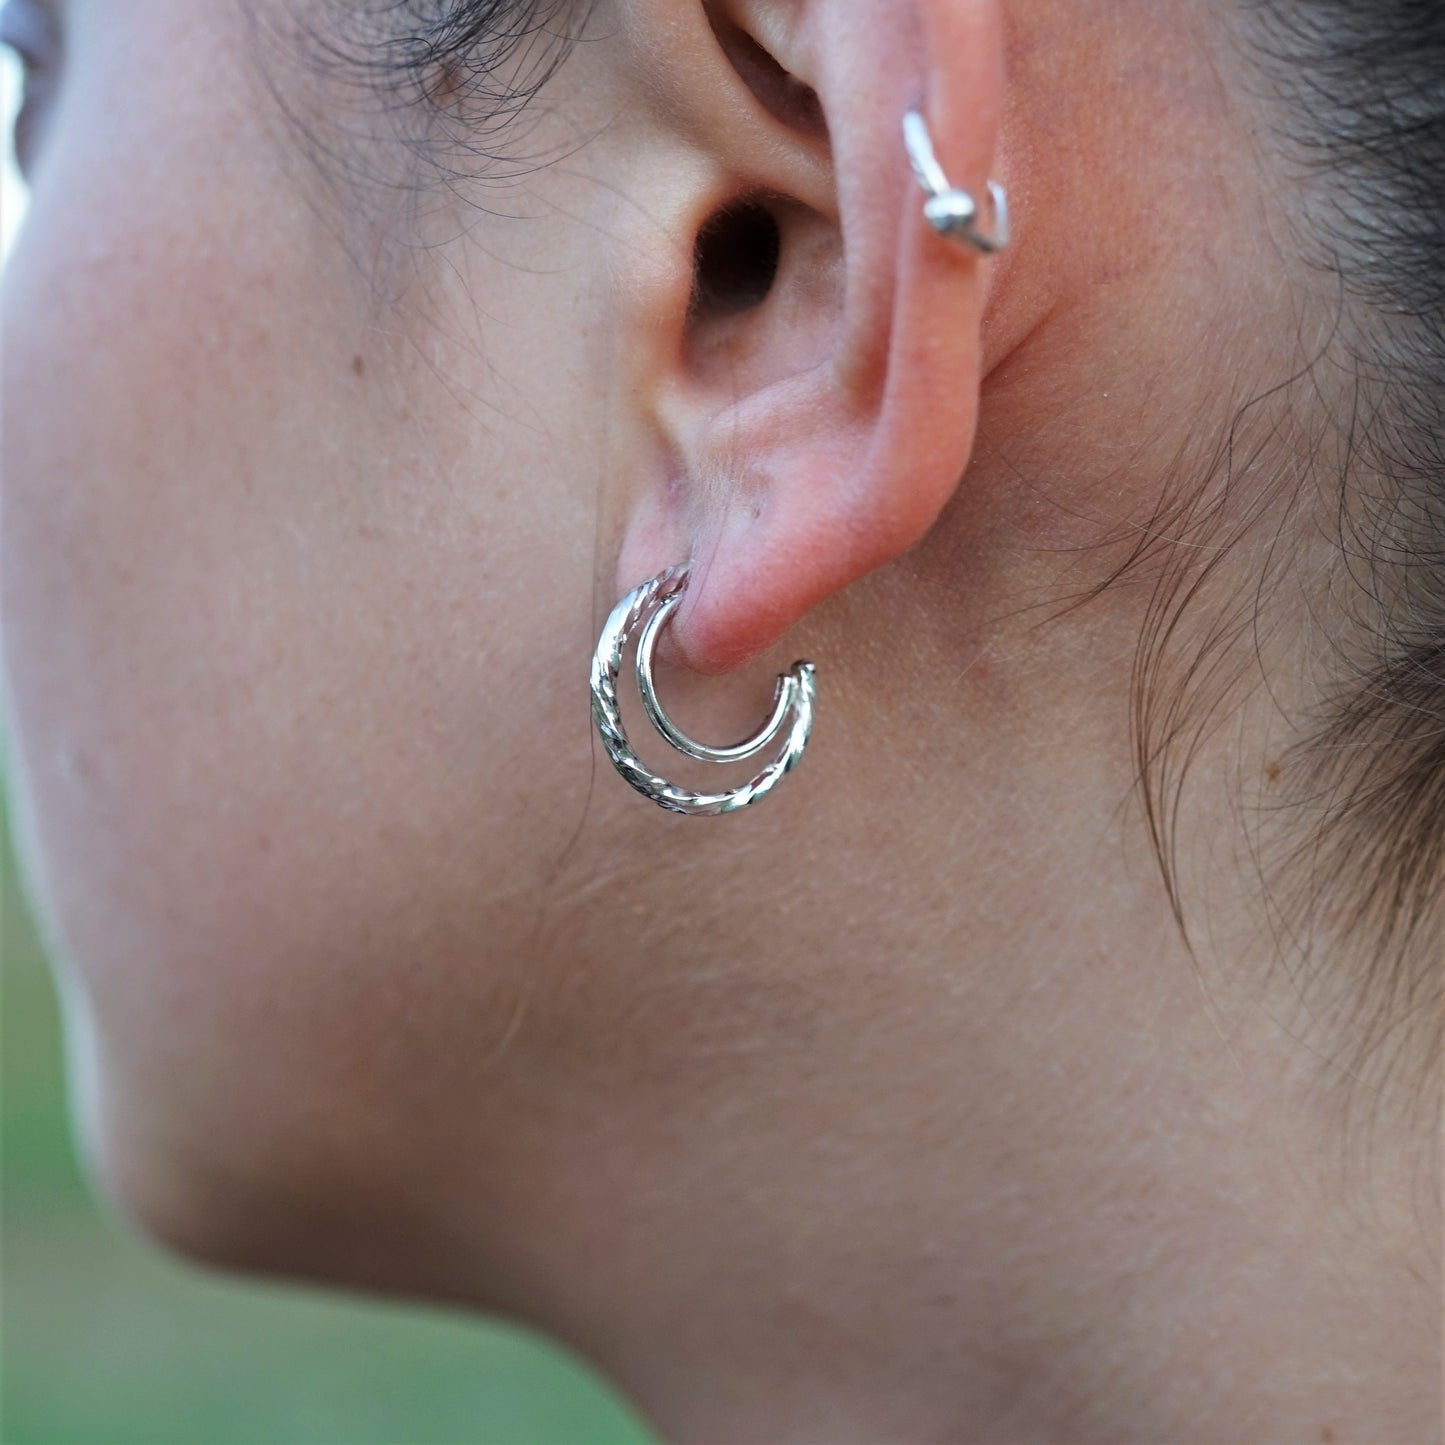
2,0,1439,1440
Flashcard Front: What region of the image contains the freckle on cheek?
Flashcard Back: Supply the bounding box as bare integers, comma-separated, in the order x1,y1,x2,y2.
352,354,365,378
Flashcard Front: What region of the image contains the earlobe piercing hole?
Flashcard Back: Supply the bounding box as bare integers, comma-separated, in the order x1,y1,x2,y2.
691,200,783,317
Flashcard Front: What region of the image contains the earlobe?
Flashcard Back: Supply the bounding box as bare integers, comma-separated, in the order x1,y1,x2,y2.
613,0,1008,674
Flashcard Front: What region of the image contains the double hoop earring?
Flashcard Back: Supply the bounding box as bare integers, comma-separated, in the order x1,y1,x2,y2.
591,566,817,816
591,111,1000,813
903,109,1010,255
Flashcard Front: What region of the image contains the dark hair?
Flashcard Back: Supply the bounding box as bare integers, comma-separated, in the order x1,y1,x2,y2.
1230,1,1444,1124
243,0,590,230
1086,2,1444,1149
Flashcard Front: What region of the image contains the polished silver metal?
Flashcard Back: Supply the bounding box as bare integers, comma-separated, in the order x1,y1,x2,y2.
637,594,795,764
903,108,1010,255
591,565,817,816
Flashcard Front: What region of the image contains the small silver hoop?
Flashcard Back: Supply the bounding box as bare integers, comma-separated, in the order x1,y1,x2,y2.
637,593,797,764
590,565,817,816
902,109,1010,256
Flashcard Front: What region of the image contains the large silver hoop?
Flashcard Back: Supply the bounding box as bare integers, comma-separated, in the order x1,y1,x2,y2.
590,565,817,816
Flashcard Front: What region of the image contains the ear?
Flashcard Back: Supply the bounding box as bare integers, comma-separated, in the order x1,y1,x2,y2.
610,0,1007,673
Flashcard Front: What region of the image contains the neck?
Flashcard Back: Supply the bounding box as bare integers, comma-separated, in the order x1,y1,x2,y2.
500,949,1434,1440
426,639,1438,1440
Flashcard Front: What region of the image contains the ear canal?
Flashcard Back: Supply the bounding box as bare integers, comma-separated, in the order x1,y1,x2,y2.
690,199,784,319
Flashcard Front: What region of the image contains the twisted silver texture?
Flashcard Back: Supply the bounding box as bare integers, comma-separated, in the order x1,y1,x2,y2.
903,109,1010,255
591,565,817,816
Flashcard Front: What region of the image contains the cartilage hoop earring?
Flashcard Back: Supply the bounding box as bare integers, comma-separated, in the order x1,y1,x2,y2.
903,109,1010,255
591,565,817,817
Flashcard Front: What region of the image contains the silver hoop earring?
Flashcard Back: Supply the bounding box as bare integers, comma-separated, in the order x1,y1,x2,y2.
590,565,817,817
903,109,1010,255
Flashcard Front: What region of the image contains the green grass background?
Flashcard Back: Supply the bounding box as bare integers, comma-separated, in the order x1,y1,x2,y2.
1,782,658,1445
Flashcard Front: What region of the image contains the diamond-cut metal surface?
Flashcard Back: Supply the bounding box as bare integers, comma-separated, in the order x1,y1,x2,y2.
590,566,817,817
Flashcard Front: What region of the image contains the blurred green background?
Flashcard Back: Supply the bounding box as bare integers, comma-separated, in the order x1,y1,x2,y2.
1,778,658,1445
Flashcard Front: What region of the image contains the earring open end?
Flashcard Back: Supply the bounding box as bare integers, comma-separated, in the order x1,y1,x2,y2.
903,109,1010,256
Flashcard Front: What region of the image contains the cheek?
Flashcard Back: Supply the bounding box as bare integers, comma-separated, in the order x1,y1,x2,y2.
0,3,610,1250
